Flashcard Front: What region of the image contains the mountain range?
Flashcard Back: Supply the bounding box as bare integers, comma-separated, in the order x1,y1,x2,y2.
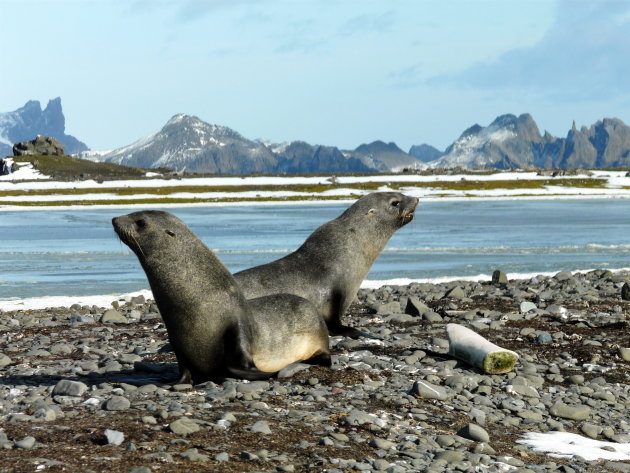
429,113,630,170
4,98,630,173
0,98,88,157
94,114,427,174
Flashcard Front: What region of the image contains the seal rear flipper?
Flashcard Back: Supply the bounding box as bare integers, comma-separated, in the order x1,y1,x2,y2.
226,365,278,380
303,351,332,367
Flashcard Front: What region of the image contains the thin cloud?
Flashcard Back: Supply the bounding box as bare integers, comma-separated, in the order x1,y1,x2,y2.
431,0,630,101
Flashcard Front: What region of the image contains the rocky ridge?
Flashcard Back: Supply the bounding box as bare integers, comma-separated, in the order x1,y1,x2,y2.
0,270,628,472
0,98,88,157
429,114,630,170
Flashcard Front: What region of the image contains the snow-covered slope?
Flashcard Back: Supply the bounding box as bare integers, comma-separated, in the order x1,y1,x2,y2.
100,114,279,174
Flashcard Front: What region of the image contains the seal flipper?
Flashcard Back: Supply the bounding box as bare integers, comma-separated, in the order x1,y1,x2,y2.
303,351,332,367
225,365,279,380
329,324,381,340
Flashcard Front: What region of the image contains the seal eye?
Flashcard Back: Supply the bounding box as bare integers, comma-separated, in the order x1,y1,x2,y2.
135,219,146,230
166,230,176,237
391,200,401,207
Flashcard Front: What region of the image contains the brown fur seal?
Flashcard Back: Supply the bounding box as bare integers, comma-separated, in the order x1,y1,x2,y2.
113,210,330,383
235,192,419,337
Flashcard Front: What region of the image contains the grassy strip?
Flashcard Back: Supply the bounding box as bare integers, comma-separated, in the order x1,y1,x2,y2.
0,194,362,207
12,154,153,180
0,178,610,198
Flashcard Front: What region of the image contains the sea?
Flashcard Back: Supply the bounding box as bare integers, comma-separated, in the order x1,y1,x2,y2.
1,198,630,300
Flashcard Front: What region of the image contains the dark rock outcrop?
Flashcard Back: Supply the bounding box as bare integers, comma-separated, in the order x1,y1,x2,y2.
0,98,88,156
13,135,64,156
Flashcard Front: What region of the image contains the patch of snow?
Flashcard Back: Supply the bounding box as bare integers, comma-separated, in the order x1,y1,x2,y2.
518,431,630,461
0,289,153,312
0,161,48,181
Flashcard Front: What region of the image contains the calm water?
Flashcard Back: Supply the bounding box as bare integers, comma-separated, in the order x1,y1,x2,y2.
1,199,630,299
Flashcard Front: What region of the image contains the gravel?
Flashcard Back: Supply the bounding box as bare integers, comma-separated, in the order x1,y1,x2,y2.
0,269,628,472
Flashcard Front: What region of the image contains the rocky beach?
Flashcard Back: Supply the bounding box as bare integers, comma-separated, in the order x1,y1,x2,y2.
0,270,629,473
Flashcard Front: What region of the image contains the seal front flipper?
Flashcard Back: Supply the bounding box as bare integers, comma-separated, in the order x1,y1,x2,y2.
329,324,381,340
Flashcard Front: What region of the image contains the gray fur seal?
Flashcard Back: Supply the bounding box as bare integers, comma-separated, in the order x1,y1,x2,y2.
113,210,330,383
235,192,419,337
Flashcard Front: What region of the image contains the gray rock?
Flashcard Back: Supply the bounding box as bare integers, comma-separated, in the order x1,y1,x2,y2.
250,420,271,434
457,423,490,442
620,347,630,362
549,402,591,420
215,452,229,461
100,309,127,323
405,297,430,316
536,332,553,344
14,436,36,449
277,363,312,378
104,429,125,446
179,448,209,461
53,380,89,397
444,286,465,299
0,354,12,367
104,396,131,411
169,417,200,435
492,270,508,285
555,271,573,281
411,380,448,400
520,301,537,313
376,301,401,315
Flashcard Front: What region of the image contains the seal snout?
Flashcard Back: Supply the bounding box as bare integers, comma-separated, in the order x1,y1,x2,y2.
400,197,419,225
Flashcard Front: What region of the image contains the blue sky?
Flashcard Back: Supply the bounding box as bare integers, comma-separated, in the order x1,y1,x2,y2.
3,0,630,152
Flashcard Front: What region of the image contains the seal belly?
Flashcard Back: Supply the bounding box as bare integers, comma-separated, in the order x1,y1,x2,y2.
252,334,327,372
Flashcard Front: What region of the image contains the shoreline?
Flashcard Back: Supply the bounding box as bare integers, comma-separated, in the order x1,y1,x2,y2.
2,192,630,212
0,268,628,471
3,267,630,312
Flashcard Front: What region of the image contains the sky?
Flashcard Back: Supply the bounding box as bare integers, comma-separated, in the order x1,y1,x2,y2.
2,0,630,152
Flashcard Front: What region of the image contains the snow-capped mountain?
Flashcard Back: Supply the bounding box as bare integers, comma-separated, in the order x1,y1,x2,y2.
0,98,88,157
422,114,630,170
101,114,279,174
100,115,426,174
429,114,543,169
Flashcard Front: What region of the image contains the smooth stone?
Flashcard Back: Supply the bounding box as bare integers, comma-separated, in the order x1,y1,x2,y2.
169,418,200,435
15,436,36,449
620,347,630,362
0,354,12,367
277,363,312,378
215,452,229,461
457,423,490,443
53,380,89,397
179,448,209,461
549,402,591,421
536,332,553,344
104,396,131,411
376,301,402,315
434,450,465,463
250,420,271,434
492,270,508,285
100,309,128,323
520,301,537,313
411,380,448,400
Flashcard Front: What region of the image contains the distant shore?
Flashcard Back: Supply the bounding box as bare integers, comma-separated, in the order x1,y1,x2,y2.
1,170,630,209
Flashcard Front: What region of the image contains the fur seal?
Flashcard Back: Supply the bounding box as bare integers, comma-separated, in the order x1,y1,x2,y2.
234,192,419,337
113,210,330,383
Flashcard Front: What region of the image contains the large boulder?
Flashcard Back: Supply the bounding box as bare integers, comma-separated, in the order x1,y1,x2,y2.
0,158,12,175
13,135,64,157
